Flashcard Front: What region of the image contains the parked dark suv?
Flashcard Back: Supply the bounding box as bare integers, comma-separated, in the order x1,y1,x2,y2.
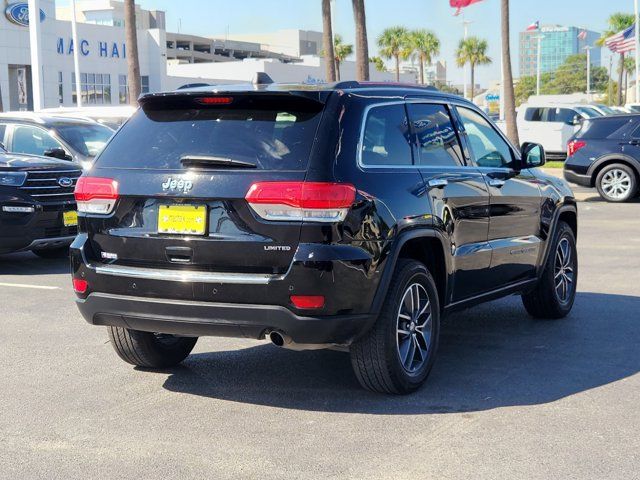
1,146,82,257
565,114,640,202
71,82,578,394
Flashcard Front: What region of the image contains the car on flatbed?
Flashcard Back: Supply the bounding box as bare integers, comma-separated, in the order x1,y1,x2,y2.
1,145,82,257
71,81,578,394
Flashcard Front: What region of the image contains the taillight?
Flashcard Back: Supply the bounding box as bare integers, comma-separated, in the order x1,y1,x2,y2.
567,140,586,157
290,295,325,309
74,177,119,214
72,278,88,294
245,182,356,222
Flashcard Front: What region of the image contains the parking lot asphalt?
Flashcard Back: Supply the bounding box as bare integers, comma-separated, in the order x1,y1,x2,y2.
1,193,639,479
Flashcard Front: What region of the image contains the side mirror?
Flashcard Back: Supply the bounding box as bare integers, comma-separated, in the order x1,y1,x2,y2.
43,147,72,161
571,114,582,126
521,142,546,169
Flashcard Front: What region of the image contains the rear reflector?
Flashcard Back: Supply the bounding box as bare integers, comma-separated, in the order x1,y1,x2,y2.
72,278,88,294
75,177,119,214
195,96,234,105
245,182,356,222
290,295,325,309
567,140,586,157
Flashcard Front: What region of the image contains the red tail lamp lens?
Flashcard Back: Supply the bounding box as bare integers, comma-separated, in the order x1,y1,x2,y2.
290,295,325,309
73,278,88,294
567,140,586,157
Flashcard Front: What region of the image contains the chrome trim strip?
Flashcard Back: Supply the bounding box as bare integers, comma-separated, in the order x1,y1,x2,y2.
94,264,284,285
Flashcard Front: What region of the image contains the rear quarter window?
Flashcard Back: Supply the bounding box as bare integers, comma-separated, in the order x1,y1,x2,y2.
578,118,632,139
94,95,324,171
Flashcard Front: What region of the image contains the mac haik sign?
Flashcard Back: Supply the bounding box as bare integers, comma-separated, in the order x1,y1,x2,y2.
5,2,46,27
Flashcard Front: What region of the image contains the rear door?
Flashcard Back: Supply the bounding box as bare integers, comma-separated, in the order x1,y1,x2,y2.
85,92,326,275
406,100,491,302
454,105,542,289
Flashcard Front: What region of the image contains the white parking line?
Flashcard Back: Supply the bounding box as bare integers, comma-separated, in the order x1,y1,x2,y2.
0,282,60,290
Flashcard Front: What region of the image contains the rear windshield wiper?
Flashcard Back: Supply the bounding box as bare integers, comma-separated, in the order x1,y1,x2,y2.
180,155,257,169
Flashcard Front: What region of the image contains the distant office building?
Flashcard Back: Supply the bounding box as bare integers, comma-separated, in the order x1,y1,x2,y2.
400,60,446,85
519,25,601,77
225,30,323,58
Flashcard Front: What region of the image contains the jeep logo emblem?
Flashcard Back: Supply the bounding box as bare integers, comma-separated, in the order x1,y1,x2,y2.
162,177,193,194
58,177,73,187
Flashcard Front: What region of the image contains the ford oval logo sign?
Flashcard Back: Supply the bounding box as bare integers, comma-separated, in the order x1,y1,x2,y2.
58,177,74,188
5,3,46,27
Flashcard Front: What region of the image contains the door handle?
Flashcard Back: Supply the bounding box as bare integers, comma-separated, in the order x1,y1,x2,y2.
428,178,448,188
627,139,640,146
488,179,506,188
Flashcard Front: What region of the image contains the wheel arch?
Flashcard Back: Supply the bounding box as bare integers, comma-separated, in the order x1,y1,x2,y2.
538,203,578,278
370,229,451,316
588,155,640,188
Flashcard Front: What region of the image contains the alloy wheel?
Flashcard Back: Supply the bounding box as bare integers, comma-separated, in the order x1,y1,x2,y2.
396,283,433,373
554,238,575,304
601,169,632,200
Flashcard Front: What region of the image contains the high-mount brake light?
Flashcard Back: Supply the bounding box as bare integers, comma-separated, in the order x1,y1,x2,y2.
567,140,587,157
74,177,119,214
195,96,234,105
245,182,356,222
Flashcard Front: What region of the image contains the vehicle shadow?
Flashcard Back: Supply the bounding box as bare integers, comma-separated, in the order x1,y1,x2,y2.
0,251,70,276
161,292,640,414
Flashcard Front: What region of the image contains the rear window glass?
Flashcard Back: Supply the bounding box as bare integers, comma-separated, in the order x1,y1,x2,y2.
94,95,323,170
578,118,631,139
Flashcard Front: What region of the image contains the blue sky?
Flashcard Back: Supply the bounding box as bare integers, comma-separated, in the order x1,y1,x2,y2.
58,0,636,86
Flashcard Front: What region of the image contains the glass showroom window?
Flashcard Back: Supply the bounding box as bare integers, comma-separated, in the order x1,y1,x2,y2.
58,72,64,104
141,76,150,94
119,75,128,104
72,73,112,105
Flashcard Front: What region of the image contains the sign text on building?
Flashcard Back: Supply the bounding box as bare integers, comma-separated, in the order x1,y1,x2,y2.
56,38,127,59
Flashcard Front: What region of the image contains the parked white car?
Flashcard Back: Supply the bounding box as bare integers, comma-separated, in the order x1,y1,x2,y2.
517,104,594,160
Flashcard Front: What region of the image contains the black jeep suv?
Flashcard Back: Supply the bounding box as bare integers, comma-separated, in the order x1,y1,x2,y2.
1,147,81,257
71,82,578,394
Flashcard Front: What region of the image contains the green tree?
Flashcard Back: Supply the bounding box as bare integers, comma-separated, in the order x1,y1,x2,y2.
455,36,491,99
620,55,635,103
369,56,387,72
377,26,411,81
407,29,440,85
597,13,635,105
333,35,354,81
546,54,609,94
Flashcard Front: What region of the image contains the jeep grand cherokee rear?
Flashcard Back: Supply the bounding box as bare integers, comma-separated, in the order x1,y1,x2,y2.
72,83,577,394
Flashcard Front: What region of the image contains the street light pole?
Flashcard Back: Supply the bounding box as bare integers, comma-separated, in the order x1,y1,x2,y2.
535,35,544,96
585,46,592,100
71,0,83,107
462,16,472,99
635,0,639,102
28,0,43,111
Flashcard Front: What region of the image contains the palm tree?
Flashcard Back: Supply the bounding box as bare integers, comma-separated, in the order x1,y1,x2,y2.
408,29,440,85
333,35,354,81
369,56,386,72
456,36,491,100
597,13,635,105
501,0,519,146
378,26,410,82
321,0,336,83
351,0,369,81
621,55,636,103
124,0,141,106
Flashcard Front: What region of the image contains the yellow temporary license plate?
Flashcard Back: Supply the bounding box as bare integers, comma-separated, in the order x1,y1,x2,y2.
63,210,78,227
158,205,207,236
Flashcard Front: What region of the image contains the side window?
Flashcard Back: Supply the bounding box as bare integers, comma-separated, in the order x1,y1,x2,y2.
407,103,464,167
361,104,412,166
0,124,7,150
11,125,64,156
553,108,578,124
525,108,543,122
457,107,514,168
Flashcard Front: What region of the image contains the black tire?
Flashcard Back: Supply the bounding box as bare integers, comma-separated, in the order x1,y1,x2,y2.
32,247,69,259
107,327,198,368
350,259,440,394
522,221,577,319
595,163,637,202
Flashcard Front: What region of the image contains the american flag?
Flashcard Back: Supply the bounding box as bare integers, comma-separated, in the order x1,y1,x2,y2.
605,24,636,53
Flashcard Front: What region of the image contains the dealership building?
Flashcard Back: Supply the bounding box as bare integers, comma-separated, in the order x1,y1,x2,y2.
0,0,409,111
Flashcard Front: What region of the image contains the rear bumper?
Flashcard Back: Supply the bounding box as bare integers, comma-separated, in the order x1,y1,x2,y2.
563,169,591,187
76,292,373,344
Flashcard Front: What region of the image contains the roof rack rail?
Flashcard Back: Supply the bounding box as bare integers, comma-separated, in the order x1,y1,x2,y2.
332,81,439,91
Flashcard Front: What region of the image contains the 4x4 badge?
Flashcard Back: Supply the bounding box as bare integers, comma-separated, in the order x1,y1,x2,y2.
162,177,193,194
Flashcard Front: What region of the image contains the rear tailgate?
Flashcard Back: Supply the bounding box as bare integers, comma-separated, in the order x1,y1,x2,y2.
81,91,326,274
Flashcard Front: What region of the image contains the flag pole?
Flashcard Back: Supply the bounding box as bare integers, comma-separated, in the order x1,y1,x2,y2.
536,35,544,95
635,0,639,103
585,46,592,101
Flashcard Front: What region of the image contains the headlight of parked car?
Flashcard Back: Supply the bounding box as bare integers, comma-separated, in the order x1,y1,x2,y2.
0,172,27,187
